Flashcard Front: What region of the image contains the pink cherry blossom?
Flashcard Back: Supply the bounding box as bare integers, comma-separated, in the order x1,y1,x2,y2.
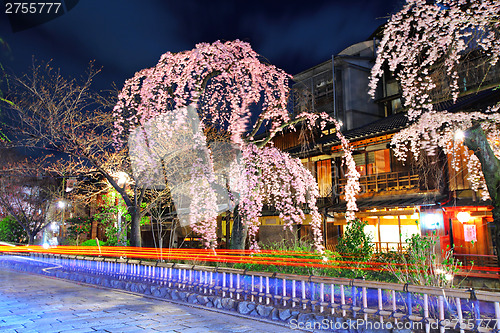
370,0,500,201
114,40,360,252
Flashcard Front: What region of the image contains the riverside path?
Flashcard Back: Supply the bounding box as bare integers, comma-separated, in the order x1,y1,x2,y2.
0,269,295,333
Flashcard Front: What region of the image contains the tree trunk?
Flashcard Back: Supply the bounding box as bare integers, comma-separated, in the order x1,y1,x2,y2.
230,205,247,250
28,232,35,245
464,124,500,266
129,206,141,247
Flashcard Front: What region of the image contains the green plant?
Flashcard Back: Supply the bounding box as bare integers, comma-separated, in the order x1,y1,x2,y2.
0,216,26,244
66,216,92,241
378,233,465,322
61,237,79,246
234,239,341,276
92,190,147,246
367,252,401,282
336,219,374,261
333,219,376,279
382,232,462,288
102,224,129,246
81,239,99,246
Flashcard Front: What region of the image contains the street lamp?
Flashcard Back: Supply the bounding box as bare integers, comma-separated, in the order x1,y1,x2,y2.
454,129,465,141
57,200,67,242
113,171,130,246
115,171,129,187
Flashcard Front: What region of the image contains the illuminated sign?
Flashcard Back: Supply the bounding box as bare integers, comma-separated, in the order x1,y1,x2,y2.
464,224,477,242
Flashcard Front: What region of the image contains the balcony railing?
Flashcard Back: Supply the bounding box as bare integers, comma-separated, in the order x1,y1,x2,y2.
454,254,498,268
337,171,420,195
372,241,409,253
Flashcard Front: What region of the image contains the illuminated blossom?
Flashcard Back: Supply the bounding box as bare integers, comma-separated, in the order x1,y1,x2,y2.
114,40,359,252
370,0,500,201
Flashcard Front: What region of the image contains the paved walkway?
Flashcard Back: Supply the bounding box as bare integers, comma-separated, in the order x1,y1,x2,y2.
0,269,295,333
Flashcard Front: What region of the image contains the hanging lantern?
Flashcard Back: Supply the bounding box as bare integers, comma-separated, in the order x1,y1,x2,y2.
457,211,471,223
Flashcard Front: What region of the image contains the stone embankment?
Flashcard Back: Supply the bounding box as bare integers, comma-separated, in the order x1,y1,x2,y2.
0,255,419,333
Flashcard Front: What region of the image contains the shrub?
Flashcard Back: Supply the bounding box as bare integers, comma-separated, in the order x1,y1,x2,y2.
234,239,341,276
336,219,374,261
81,239,99,246
66,216,92,242
0,216,26,244
381,232,461,288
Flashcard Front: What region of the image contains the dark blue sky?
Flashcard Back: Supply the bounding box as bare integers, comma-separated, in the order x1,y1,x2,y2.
0,0,403,91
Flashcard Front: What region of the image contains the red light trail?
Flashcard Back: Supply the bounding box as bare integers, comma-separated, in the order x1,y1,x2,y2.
0,245,497,276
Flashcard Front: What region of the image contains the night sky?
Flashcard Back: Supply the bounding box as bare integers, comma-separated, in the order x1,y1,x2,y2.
0,0,403,91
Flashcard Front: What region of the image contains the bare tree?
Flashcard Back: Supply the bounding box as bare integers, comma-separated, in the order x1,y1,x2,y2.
1,61,169,247
0,154,62,244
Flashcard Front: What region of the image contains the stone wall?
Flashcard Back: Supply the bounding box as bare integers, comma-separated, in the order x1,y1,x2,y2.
0,256,415,333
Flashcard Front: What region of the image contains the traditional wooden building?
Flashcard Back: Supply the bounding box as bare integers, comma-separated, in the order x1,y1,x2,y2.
268,39,500,266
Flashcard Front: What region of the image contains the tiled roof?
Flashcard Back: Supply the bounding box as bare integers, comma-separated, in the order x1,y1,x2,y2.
325,194,446,212
324,195,492,213
335,112,407,142
287,112,407,155
435,87,500,112
441,197,493,208
286,87,500,156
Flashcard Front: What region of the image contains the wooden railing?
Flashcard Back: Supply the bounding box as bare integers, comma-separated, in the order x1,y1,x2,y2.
326,242,409,254
372,242,409,253
3,253,500,332
338,171,419,195
454,254,498,268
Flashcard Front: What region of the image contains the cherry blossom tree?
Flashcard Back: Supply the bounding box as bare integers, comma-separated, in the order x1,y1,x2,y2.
113,40,359,251
369,0,500,261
